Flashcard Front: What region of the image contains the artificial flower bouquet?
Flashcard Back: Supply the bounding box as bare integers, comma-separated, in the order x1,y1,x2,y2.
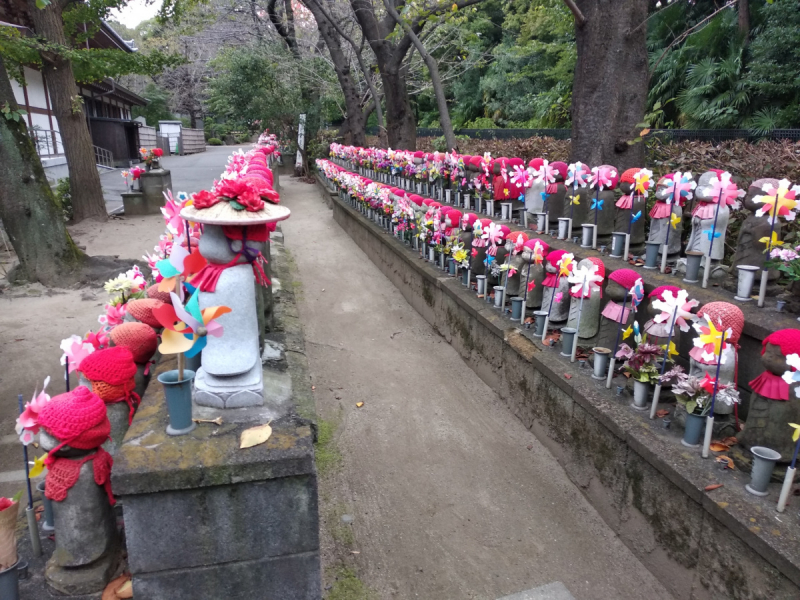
140,147,164,168
615,334,665,384
0,493,20,571
662,366,741,417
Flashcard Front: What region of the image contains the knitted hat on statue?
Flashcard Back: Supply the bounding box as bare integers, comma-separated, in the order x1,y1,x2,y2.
551,162,568,180
620,169,639,185
608,268,640,291
546,249,567,269
77,346,140,423
528,158,543,171
126,299,165,329
461,212,478,229
444,208,463,225
108,323,158,365
39,386,114,504
749,329,800,401
146,284,171,304
648,285,681,301
525,238,550,256
506,231,529,247
696,302,744,344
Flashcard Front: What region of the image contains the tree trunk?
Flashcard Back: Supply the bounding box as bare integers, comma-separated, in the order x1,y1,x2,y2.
383,0,455,151
381,63,416,149
0,56,83,285
28,0,107,223
738,0,750,40
570,0,648,171
303,0,366,146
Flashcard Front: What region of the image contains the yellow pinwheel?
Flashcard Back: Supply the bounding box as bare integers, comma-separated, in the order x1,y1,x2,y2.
670,213,681,230
790,423,800,443
663,341,678,359
622,325,633,340
570,195,580,205
692,315,730,362
558,253,574,277
29,454,46,478
759,231,780,247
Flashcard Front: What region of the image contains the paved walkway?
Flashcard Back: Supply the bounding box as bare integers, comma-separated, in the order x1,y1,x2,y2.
279,178,674,600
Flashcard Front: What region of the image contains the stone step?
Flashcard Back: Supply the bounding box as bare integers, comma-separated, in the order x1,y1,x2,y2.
497,582,576,600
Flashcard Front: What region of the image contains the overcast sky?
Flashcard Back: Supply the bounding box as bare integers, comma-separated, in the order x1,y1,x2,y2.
110,0,163,28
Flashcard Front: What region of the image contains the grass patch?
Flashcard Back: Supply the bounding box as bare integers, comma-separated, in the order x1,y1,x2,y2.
327,503,355,548
326,567,376,600
315,417,342,476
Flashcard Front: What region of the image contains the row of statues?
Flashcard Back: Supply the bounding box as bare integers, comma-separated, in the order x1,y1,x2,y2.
318,156,800,478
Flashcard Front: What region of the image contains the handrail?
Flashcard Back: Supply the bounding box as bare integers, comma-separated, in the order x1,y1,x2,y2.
27,128,62,157
94,145,114,169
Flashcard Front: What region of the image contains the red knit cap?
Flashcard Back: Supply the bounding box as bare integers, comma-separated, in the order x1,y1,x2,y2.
608,268,639,291
648,285,681,300
461,213,478,228
508,157,524,168
499,225,511,238
620,169,639,184
146,284,171,304
587,257,605,279
414,151,424,158
108,323,158,364
409,195,424,207
38,386,110,450
78,347,137,385
126,299,165,328
479,218,494,228
528,158,543,170
697,302,745,344
525,238,550,255
429,201,442,209
547,249,567,268
762,329,800,356
657,174,675,187
444,208,463,224
469,156,484,169
551,162,568,179
507,231,528,245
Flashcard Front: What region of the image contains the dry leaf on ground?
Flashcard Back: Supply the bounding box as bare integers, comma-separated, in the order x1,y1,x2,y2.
656,410,670,418
102,575,132,600
722,436,739,446
564,374,573,380
240,422,273,449
705,483,724,492
356,402,364,408
709,442,730,452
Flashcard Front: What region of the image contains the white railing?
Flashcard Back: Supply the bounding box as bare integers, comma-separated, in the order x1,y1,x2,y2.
28,128,62,157
94,146,114,169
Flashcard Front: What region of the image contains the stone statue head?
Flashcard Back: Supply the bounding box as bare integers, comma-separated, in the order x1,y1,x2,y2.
654,174,675,202
694,170,724,202
761,329,800,376
645,285,682,319
743,178,780,214
551,162,568,184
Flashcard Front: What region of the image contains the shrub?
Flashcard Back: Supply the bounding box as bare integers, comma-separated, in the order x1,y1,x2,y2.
207,138,224,146
235,134,251,144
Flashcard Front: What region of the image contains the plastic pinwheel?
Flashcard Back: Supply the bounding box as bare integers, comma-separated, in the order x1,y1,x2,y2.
153,291,232,358
631,211,642,224
533,160,557,185
161,190,189,234
633,169,653,196
670,213,681,229
16,377,51,445
754,179,798,223
790,423,800,443
567,261,603,298
511,164,532,188
60,335,95,373
532,241,545,265
652,289,698,333
558,253,574,277
589,166,617,191
692,314,732,364
156,233,208,296
483,222,505,257
702,171,745,209
629,278,645,311
565,162,589,189
783,354,800,399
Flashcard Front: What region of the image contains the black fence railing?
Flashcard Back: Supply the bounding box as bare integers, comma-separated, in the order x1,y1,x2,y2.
364,127,800,143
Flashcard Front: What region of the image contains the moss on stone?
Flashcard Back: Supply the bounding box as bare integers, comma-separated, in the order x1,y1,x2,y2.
326,567,376,600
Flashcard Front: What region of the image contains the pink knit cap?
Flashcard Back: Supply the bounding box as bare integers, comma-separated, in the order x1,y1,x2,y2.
761,329,800,356
444,208,463,224
547,249,567,268
525,238,550,255
528,158,543,170
608,268,640,291
648,285,681,300
461,213,478,228
38,386,110,450
696,302,745,344
78,346,137,386
551,162,568,179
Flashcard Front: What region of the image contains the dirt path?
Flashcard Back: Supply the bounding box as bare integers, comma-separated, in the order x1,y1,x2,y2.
279,178,674,600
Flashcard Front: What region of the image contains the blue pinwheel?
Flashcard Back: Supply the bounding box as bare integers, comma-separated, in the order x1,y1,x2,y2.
631,211,642,223
590,198,603,211
703,229,722,241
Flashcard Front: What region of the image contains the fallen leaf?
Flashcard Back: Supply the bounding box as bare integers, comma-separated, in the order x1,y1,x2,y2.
705,483,724,492
656,409,670,418
240,422,273,449
709,442,730,452
117,580,133,599
722,436,739,446
716,456,735,469
640,128,651,137
526,444,533,450
564,374,572,380
356,402,364,408
102,575,132,600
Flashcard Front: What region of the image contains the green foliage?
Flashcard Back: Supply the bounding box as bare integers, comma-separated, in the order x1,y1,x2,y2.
54,178,73,222
314,418,342,476
207,137,223,146
326,567,375,600
132,83,175,126
1,101,27,122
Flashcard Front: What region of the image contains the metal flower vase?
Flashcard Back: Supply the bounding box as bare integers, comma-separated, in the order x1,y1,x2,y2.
632,380,650,410
682,413,705,448
0,560,20,600
745,446,781,496
158,368,197,436
734,265,759,302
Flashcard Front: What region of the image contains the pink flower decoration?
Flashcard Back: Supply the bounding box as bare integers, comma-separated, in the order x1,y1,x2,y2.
527,280,536,293
85,330,109,351
554,292,563,303
99,303,127,327
161,190,186,234
704,171,744,208
60,335,95,372
511,165,532,188
533,160,556,185
15,377,51,444
589,166,617,191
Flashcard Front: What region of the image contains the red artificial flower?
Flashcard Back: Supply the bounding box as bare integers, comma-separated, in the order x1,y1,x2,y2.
192,189,219,209
153,148,164,158
236,190,266,211
0,497,14,511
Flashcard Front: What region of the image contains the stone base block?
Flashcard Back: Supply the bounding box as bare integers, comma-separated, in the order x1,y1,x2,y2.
45,545,119,596
193,364,264,408
132,552,320,600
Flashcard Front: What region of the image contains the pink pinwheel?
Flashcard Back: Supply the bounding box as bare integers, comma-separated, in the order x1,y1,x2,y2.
161,190,188,234
60,335,96,373
85,330,109,351
511,165,532,188
482,222,505,256
566,162,589,188
16,377,51,445
509,233,526,255
703,171,744,208
527,280,537,293
652,289,698,333
589,166,617,191
567,262,603,298
533,160,557,185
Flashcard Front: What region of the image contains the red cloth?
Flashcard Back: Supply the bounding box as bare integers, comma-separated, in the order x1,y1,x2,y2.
749,371,790,401
650,202,674,219
45,448,115,505
193,257,270,293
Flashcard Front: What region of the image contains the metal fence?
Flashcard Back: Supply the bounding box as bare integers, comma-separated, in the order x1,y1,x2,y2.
366,127,800,144
28,128,63,156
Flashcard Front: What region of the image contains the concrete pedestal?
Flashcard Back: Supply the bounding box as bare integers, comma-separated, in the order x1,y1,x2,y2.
123,169,172,215
112,355,320,600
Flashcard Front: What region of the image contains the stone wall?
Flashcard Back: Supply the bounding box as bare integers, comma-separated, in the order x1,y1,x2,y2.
317,176,800,600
